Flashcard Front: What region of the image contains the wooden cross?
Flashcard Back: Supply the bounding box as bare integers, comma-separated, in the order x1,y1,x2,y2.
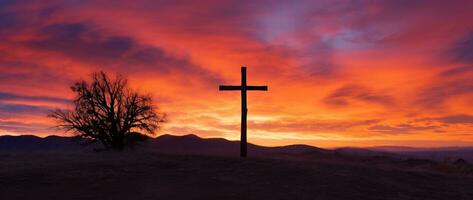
219,66,268,157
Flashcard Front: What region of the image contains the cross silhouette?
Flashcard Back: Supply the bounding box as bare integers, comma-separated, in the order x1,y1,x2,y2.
219,66,268,157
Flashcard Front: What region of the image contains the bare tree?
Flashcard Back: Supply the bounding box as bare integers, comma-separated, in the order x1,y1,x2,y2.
49,71,165,150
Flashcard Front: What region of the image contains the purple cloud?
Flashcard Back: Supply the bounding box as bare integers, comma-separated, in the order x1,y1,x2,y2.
368,124,439,134
324,85,394,107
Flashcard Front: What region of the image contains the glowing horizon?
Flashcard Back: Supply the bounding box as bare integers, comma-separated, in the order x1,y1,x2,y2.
2,0,473,148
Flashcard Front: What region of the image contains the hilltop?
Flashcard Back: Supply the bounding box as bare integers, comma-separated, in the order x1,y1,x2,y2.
1,134,473,199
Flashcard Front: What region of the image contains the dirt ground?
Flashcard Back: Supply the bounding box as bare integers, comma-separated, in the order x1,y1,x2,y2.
1,151,473,200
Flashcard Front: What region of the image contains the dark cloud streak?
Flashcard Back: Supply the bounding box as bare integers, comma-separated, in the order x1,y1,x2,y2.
0,92,70,104
324,85,394,107
450,31,473,63
0,103,53,119
368,124,439,134
438,114,473,124
29,23,133,63
417,80,473,108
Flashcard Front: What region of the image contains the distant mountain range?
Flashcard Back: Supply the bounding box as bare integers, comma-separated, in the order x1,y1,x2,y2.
148,134,329,157
0,135,84,151
1,134,473,163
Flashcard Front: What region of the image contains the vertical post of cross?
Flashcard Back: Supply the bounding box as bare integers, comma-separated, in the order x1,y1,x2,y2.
241,67,247,157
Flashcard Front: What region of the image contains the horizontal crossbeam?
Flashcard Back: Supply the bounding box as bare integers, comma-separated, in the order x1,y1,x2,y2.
219,85,241,90
219,85,268,91
246,86,268,91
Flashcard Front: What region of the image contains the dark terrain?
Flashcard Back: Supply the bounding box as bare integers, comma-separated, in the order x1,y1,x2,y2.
1,134,473,200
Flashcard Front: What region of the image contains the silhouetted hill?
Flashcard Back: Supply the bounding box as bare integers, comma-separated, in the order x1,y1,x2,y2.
335,147,404,158
0,135,82,151
149,134,328,158
149,134,473,163
366,146,473,163
2,134,473,200
369,146,432,152
0,134,327,157
2,134,473,163
150,134,239,155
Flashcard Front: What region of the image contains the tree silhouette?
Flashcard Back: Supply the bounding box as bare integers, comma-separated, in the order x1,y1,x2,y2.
49,71,165,150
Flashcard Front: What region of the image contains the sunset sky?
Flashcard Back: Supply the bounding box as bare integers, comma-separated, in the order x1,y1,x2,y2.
2,0,473,148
